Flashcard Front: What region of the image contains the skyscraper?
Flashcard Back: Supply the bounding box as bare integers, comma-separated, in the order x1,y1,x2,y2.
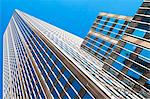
102,0,150,98
3,1,150,99
3,10,97,99
81,12,132,61
81,0,150,98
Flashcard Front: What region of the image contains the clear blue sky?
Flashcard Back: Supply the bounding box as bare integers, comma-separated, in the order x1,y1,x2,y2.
0,0,142,98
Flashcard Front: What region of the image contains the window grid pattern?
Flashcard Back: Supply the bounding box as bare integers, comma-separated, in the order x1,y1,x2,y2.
11,17,43,99
7,25,22,99
14,12,94,99
3,26,23,99
19,10,146,98
81,12,131,61
103,1,150,98
3,9,148,99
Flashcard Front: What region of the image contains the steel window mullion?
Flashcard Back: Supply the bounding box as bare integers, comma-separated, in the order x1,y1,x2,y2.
14,16,47,97
83,39,150,72
86,34,150,62
21,13,95,98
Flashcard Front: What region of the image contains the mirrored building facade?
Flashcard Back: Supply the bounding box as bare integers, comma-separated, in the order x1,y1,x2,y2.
81,12,132,61
3,1,150,99
103,0,150,98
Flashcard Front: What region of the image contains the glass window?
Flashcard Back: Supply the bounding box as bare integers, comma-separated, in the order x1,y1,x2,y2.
41,59,46,66
90,35,96,39
109,18,115,22
132,29,146,38
88,39,93,43
56,61,63,69
39,65,43,73
118,19,125,24
40,41,45,47
139,49,150,63
48,60,53,66
137,23,149,31
115,24,122,29
98,24,103,29
56,83,63,93
112,62,124,70
40,91,45,98
51,89,58,98
95,41,100,47
117,56,126,63
145,9,150,15
47,79,52,88
36,82,41,90
59,77,67,86
131,58,146,74
43,45,47,51
142,2,150,8
102,16,107,20
47,50,52,56
44,53,49,60
66,87,77,98
86,43,91,48
50,74,56,82
33,73,37,81
72,80,81,92
83,93,93,99
124,43,136,52
101,46,108,54
63,70,71,79
98,49,105,56
93,46,98,51
104,42,111,47
100,20,105,24
145,80,150,89
106,22,113,26
126,69,142,80
120,49,131,58
104,26,110,31
34,87,38,96
97,38,103,43
95,28,100,32
110,32,116,39
53,67,59,76
42,71,47,79
101,30,108,35
112,28,119,35
51,55,56,61
138,9,150,15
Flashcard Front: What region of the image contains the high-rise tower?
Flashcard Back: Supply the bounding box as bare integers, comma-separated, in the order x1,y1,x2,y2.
3,10,98,99
3,1,150,98
81,12,132,61
80,0,150,98
102,1,150,98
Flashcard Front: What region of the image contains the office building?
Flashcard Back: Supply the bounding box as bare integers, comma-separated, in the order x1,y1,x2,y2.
81,12,132,61
3,1,150,98
103,1,150,98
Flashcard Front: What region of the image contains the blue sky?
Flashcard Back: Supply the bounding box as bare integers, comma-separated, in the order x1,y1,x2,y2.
0,0,142,98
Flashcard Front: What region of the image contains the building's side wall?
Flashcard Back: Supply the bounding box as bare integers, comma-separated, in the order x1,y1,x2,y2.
103,1,150,98
8,11,105,98
81,12,132,61
3,20,27,99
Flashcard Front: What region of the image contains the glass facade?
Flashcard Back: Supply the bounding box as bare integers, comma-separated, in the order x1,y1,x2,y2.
103,1,150,98
81,12,131,61
3,2,150,98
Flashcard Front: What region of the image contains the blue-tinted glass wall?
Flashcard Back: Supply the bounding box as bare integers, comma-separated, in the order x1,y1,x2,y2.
81,12,131,61
103,1,150,98
13,11,94,98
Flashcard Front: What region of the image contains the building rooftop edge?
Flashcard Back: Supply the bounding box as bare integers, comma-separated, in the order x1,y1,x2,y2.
99,12,133,21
